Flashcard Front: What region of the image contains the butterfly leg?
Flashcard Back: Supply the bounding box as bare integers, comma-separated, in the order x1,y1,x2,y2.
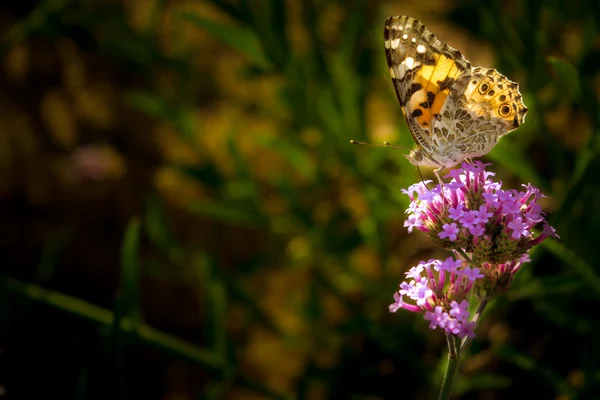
433,166,445,188
433,166,449,209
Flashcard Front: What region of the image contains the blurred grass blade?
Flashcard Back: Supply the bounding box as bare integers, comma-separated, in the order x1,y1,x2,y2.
125,91,195,141
188,200,264,228
548,56,599,127
144,194,176,252
206,0,252,24
119,217,143,326
495,345,568,393
0,0,73,54
487,139,547,190
2,277,224,369
246,1,289,69
75,367,88,400
454,373,512,396
35,229,68,283
330,53,362,138
125,90,173,120
258,136,315,181
144,194,186,266
226,131,259,200
548,57,581,102
542,239,600,299
193,253,227,362
180,12,270,69
507,274,582,300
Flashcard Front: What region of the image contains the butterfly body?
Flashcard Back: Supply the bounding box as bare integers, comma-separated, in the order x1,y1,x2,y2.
384,16,528,180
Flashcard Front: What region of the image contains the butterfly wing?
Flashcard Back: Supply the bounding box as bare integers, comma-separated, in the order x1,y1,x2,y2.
432,66,528,161
384,15,472,158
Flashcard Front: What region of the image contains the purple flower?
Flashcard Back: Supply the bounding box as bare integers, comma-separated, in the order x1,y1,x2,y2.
439,257,462,272
439,223,460,241
389,293,403,313
448,205,464,220
460,211,478,228
473,205,493,224
449,300,470,322
459,267,484,282
468,224,485,237
507,216,530,239
456,320,477,340
424,306,448,329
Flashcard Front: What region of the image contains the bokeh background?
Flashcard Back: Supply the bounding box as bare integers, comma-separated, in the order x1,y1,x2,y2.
0,0,599,399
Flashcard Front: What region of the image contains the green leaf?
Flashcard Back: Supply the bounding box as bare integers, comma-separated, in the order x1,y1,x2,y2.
180,12,270,69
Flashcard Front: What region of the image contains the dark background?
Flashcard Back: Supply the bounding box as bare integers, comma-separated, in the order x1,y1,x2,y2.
0,0,598,399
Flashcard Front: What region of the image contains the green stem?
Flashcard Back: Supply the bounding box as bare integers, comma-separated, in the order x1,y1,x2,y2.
460,297,490,351
439,335,460,400
454,248,472,264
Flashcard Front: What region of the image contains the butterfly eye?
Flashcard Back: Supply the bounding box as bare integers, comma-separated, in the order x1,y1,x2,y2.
499,104,511,116
478,83,489,94
411,150,424,162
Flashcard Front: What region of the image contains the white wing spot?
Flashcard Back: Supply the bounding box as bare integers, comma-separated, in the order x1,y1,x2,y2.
396,56,418,79
389,67,396,78
390,38,400,49
404,57,416,69
411,37,417,44
402,34,408,40
417,44,426,54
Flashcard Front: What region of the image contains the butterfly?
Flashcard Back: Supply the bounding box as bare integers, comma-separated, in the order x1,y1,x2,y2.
383,15,527,184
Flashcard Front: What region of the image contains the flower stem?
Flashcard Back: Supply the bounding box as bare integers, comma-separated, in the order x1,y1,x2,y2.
439,335,460,400
454,248,472,263
460,297,490,351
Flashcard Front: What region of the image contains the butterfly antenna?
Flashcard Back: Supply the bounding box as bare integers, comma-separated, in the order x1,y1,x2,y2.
416,165,430,190
350,140,410,151
351,140,432,187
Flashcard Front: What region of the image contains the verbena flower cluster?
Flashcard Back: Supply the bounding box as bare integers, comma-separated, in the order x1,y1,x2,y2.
390,162,558,339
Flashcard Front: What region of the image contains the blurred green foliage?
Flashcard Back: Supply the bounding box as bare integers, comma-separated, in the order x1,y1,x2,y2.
0,0,599,399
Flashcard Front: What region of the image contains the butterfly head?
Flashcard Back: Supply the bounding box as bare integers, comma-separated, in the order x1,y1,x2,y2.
404,148,431,166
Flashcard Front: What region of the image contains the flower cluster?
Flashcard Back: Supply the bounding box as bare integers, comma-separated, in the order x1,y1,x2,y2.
390,162,558,338
389,257,480,339
402,161,557,265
